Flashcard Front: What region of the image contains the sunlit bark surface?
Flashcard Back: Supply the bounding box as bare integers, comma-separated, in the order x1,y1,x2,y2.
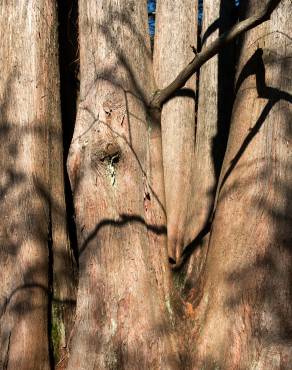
67,1,181,368
193,0,292,368
184,0,236,305
154,0,198,265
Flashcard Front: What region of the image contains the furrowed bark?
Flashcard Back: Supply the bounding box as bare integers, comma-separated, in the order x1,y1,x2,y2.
0,1,67,369
153,0,198,266
67,1,181,368
193,0,292,368
51,1,77,366
50,98,77,366
150,0,282,110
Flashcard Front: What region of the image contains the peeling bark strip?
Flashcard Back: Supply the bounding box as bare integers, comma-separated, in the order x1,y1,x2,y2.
153,0,197,266
193,0,292,368
0,1,65,369
67,1,181,368
150,0,282,110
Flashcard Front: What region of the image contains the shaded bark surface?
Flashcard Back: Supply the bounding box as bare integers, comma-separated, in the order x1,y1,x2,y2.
0,1,74,369
67,1,181,368
193,0,292,368
53,1,78,364
153,0,198,265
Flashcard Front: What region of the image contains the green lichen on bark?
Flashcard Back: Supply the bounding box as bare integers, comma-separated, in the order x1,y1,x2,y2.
51,303,65,363
173,269,187,292
105,346,119,370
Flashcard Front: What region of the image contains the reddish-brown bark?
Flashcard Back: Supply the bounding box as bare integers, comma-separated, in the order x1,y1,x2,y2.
150,0,282,110
192,0,292,368
0,1,74,369
67,1,181,368
153,0,198,265
183,0,236,302
0,1,289,369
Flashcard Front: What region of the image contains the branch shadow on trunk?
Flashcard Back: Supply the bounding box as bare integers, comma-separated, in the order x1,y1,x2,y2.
218,47,292,194
79,213,167,257
0,73,77,368
171,0,237,274
200,36,292,367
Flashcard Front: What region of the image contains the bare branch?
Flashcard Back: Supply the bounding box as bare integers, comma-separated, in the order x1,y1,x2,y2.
150,0,282,110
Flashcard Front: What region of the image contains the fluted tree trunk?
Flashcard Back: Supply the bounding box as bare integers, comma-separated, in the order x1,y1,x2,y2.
1,0,290,369
66,1,181,368
0,1,75,369
153,0,198,266
182,0,223,295
192,0,292,368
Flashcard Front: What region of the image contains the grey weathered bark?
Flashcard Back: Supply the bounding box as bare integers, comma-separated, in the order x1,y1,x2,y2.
153,0,198,265
67,1,181,368
192,0,292,368
0,1,75,369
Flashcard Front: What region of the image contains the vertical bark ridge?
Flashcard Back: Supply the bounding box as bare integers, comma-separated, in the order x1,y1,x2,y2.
181,0,222,316
0,1,64,369
153,0,198,266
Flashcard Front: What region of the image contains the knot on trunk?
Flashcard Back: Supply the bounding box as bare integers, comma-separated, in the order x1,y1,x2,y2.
91,140,121,186
91,141,121,164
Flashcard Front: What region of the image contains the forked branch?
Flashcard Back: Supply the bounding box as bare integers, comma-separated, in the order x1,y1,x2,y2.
150,0,282,110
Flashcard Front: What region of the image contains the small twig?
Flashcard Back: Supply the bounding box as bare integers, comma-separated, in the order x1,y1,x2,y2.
190,45,198,55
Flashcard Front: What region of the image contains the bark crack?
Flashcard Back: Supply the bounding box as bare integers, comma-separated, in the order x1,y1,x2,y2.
3,331,11,370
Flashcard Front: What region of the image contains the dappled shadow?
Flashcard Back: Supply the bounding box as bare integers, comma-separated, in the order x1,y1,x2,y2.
70,104,166,218
178,1,237,303
80,5,153,110
181,4,292,364
199,30,292,367
219,47,292,193
0,65,76,368
64,3,193,369
79,213,166,256
221,161,292,354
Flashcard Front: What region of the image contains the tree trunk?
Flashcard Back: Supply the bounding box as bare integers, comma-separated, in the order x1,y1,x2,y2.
0,1,74,369
183,0,236,301
193,0,292,368
67,1,181,368
183,0,222,299
153,0,198,266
